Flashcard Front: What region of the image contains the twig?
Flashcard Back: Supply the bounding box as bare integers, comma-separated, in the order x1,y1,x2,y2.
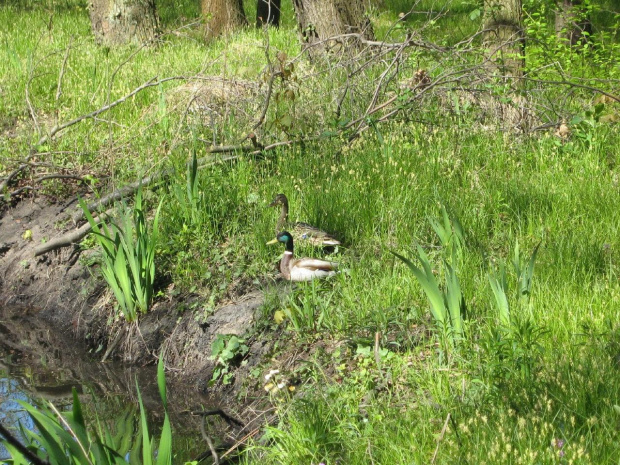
25,72,43,139
190,409,245,429
430,413,451,464
253,30,280,131
219,427,261,460
0,152,37,195
0,423,51,465
10,174,88,198
101,327,125,363
199,416,220,465
522,77,620,103
71,170,167,224
55,38,73,106
372,331,382,370
354,33,410,134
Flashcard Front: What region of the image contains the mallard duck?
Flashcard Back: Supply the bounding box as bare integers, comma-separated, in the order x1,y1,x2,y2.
267,231,339,281
269,193,340,247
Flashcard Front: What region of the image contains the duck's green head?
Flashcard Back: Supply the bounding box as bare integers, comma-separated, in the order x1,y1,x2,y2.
266,231,293,246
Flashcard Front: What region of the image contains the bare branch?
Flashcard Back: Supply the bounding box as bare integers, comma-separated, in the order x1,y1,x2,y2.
37,75,188,147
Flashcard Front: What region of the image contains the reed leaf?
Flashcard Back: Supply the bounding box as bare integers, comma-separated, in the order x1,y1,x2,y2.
488,264,510,325
391,249,446,325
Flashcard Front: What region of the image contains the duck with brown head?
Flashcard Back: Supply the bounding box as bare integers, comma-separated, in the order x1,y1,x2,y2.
267,231,339,281
268,194,340,247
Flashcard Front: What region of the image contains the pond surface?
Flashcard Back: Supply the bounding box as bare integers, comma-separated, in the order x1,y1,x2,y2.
0,305,230,463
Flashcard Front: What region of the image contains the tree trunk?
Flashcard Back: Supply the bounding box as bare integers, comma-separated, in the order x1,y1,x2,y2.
257,0,281,27
555,0,591,48
88,0,159,46
201,0,247,41
292,0,374,57
483,0,524,79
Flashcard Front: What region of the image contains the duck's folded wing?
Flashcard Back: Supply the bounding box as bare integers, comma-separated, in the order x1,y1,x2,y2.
294,222,341,245
295,258,339,270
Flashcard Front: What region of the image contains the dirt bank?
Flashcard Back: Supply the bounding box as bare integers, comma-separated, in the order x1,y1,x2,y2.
0,197,275,398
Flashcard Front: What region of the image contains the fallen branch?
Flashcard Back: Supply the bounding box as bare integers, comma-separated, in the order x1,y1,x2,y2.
71,170,167,224
191,408,245,464
34,208,114,257
190,409,245,429
200,423,219,465
253,29,281,131
9,174,88,198
219,426,261,461
1,76,189,202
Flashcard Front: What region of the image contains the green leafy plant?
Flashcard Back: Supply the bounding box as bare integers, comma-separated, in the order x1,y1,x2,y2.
392,205,467,344
488,242,540,325
171,151,206,228
80,188,162,322
210,334,249,385
1,354,173,465
479,316,548,400
428,203,465,264
392,245,466,343
285,280,337,334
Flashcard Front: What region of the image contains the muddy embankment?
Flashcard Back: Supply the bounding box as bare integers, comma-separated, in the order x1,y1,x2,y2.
0,196,277,403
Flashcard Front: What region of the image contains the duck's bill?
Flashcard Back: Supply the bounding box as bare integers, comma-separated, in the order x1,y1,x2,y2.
266,238,279,245
268,200,278,207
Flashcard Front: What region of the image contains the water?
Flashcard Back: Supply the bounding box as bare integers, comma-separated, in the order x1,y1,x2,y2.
0,305,226,463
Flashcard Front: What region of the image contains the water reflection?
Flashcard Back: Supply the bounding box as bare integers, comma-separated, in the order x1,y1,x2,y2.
0,305,221,463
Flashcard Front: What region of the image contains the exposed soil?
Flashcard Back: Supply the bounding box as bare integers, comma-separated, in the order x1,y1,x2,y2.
0,196,276,401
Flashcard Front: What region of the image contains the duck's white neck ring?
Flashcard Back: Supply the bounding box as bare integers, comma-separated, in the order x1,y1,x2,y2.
284,251,293,255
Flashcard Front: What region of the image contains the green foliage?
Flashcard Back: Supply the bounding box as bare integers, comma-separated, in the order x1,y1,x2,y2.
488,242,540,325
170,151,206,229
476,315,548,410
210,334,249,385
392,206,467,344
428,203,465,264
81,188,162,322
523,0,620,81
284,280,338,335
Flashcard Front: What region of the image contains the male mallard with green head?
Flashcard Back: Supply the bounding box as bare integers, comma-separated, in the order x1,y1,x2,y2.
269,193,340,247
267,231,339,281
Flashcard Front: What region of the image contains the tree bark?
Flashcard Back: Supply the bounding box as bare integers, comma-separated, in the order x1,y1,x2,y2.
88,0,159,46
292,0,374,57
483,0,524,79
555,0,591,48
201,0,248,41
257,0,281,27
